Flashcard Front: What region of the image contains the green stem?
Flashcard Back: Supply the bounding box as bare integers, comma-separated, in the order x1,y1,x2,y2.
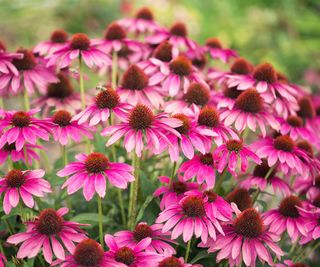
79,56,85,109
215,168,227,193
4,219,14,235
117,189,126,226
97,196,104,248
111,50,118,88
252,189,260,203
61,145,68,166
23,88,30,111
169,161,177,187
128,153,140,230
185,238,192,262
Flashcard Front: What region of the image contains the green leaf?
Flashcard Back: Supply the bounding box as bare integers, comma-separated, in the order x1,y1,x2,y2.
135,196,153,223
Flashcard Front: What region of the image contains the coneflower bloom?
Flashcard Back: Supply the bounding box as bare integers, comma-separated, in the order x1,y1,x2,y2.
0,142,42,166
0,40,23,75
105,234,162,266
114,222,176,254
201,208,283,267
0,109,52,151
47,33,111,69
297,96,318,134
213,139,261,175
7,207,87,263
58,152,134,201
116,65,164,109
179,153,217,188
293,174,320,200
298,207,320,244
0,169,51,214
52,239,111,267
153,176,198,210
51,110,94,146
73,87,131,126
0,253,6,267
156,194,225,243
32,72,81,115
117,7,163,35
101,104,182,157
240,160,291,196
214,85,243,110
204,37,238,63
0,48,57,95
251,135,314,175
33,29,69,56
225,188,253,212
220,89,280,136
262,195,310,242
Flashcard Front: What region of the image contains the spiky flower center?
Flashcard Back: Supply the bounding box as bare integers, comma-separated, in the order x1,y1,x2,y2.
121,65,149,90
274,135,295,152
235,89,263,113
3,142,16,152
153,41,173,62
170,22,187,37
192,55,206,70
74,239,104,266
12,111,31,128
230,58,252,75
182,196,206,217
47,72,73,99
12,49,36,70
135,7,154,20
6,170,25,188
105,22,126,40
287,116,303,127
172,114,191,135
70,33,90,50
184,83,210,106
297,140,314,158
279,196,302,218
36,208,63,235
277,72,288,84
198,106,220,128
95,88,120,109
85,153,109,173
226,188,253,211
169,56,192,76
204,191,218,203
52,110,72,127
172,182,187,194
133,224,153,242
128,104,154,130
223,85,242,99
234,208,263,238
226,139,243,152
253,159,276,178
115,247,135,265
159,256,183,267
297,96,316,119
253,63,277,84
200,153,214,166
50,29,68,43
206,37,222,49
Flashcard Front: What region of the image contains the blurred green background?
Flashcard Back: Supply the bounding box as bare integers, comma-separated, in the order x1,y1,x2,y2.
0,0,319,87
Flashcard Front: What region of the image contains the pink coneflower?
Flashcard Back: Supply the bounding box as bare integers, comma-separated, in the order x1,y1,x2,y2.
51,110,93,146
52,239,111,267
153,176,198,210
47,33,111,69
118,7,163,35
204,37,238,63
195,106,239,146
57,152,134,201
297,96,319,135
0,40,23,75
251,135,314,175
0,109,52,151
32,72,82,115
116,65,164,109
156,194,224,243
33,29,69,56
114,222,176,254
263,195,310,242
213,139,261,175
0,253,6,267
220,89,280,136
201,208,283,267
0,142,42,166
7,207,87,263
294,173,320,200
101,104,182,157
225,188,253,212
105,234,162,266
0,169,51,214
298,207,320,244
167,113,215,161
240,159,291,196
73,87,131,126
158,255,195,267
0,48,57,96
179,153,217,188
214,85,246,110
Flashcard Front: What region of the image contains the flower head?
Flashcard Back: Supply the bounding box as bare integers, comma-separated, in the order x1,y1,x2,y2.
205,37,238,63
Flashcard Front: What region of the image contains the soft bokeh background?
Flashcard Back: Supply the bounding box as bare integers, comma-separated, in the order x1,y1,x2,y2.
1,0,320,89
